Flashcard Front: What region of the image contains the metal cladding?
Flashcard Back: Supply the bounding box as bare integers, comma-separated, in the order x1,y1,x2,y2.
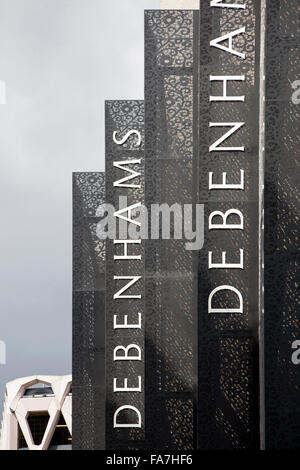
144,10,198,451
72,4,300,450
73,172,106,450
197,1,262,449
105,101,145,450
264,0,300,450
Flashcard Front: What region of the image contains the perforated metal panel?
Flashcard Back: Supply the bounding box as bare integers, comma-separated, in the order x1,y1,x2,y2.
197,1,261,449
105,101,145,450
72,173,106,450
145,10,198,450
264,0,300,450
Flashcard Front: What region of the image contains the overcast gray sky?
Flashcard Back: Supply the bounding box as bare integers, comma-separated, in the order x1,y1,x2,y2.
0,0,159,406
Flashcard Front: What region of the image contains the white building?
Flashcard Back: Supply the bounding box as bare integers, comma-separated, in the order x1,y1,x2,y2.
0,375,72,450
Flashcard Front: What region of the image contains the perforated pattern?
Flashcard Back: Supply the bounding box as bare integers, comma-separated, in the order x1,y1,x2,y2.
197,1,261,449
105,100,145,450
264,0,300,450
145,10,197,450
72,173,106,450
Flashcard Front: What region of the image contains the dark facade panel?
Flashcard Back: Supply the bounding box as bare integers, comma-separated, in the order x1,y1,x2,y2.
72,172,106,450
105,100,145,450
145,10,199,450
198,1,262,449
264,0,300,449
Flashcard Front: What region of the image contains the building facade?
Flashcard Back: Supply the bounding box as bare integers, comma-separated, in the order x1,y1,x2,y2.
70,0,299,451
2,0,298,453
0,375,72,450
